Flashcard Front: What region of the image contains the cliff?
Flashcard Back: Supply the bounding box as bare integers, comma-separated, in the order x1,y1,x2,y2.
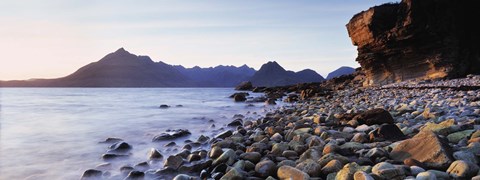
346,0,480,86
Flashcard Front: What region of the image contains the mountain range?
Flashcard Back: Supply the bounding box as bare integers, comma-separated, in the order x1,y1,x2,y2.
0,48,352,87
326,66,356,80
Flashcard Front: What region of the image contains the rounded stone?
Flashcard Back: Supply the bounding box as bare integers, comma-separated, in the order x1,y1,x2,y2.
277,165,310,180
255,160,277,178
295,159,321,177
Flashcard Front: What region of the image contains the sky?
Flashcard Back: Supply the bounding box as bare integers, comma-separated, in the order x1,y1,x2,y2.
0,0,397,80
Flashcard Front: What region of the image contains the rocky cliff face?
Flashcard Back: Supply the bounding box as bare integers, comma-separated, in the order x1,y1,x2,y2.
347,0,480,86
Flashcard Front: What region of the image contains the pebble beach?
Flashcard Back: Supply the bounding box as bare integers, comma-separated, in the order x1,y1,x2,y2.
81,75,480,180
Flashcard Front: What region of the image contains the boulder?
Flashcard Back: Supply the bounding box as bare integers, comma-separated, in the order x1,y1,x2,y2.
164,155,184,169
354,109,394,125
390,130,453,170
277,166,310,180
147,148,163,160
369,124,406,142
235,81,253,91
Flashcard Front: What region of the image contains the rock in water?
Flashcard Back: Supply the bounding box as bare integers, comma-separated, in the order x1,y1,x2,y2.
346,0,480,86
148,148,163,160
354,108,394,125
390,130,453,170
277,166,310,180
235,81,253,90
81,169,102,180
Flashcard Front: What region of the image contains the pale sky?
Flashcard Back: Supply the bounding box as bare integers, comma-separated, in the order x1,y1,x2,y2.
0,0,396,80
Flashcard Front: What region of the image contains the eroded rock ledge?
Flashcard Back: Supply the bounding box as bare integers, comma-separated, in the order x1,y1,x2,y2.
347,0,480,86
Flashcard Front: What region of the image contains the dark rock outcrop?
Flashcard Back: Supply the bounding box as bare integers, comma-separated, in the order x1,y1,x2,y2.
347,0,480,86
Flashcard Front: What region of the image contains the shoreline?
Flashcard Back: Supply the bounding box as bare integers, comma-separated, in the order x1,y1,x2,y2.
81,75,480,180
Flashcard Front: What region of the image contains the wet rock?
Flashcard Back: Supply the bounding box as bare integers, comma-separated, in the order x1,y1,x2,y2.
351,133,369,143
164,155,184,169
321,159,342,175
159,104,170,108
228,119,243,127
95,163,112,171
213,149,236,166
81,169,102,180
409,166,425,176
290,159,319,177
197,135,209,143
240,152,262,164
221,167,244,180
277,165,310,180
214,130,233,139
153,129,191,141
209,146,224,159
187,154,201,162
173,174,194,180
416,171,437,180
354,108,394,125
235,81,253,91
298,148,322,162
270,133,283,142
369,124,406,142
125,171,144,180
165,141,176,147
134,162,150,171
365,147,388,160
108,141,132,153
339,142,367,155
147,148,163,160
100,137,123,144
178,160,212,173
233,93,247,102
265,98,276,105
120,166,134,176
390,130,453,170
353,171,374,180
446,160,479,179
318,153,350,167
246,142,268,153
372,162,405,179
102,153,129,160
255,160,277,178
271,142,289,156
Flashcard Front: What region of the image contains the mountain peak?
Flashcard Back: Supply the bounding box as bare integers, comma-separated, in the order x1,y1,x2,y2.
258,61,285,73
114,47,129,54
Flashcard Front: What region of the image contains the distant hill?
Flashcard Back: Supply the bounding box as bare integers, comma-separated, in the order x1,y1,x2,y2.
249,61,324,87
174,64,256,87
0,48,256,87
0,49,325,87
326,66,355,79
1,48,192,87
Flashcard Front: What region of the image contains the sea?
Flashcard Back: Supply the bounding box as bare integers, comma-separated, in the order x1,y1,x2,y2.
0,88,279,179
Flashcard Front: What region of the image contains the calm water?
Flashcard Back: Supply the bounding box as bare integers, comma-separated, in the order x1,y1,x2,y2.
0,88,275,180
